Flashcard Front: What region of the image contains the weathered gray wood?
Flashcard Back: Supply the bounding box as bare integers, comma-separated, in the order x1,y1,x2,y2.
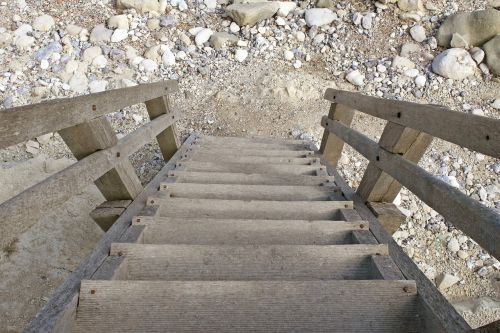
321,116,500,259
0,80,178,150
319,103,355,166
90,200,132,232
325,89,500,159
145,96,179,161
75,280,419,333
1,111,181,253
327,165,470,332
168,171,335,186
186,154,319,165
154,197,352,220
197,135,310,146
352,230,379,245
367,202,406,235
137,218,367,245
110,243,388,280
160,183,343,201
357,122,432,202
370,255,406,280
340,208,363,221
23,133,196,333
176,161,321,175
59,116,143,201
188,147,315,158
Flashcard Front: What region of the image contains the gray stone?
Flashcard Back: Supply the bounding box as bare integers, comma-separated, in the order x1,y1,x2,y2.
450,32,469,48
34,42,62,61
398,0,423,12
470,47,485,64
69,72,89,93
90,24,113,42
108,15,129,30
447,238,460,252
436,273,460,290
488,0,500,8
33,14,55,32
277,2,296,17
410,25,426,42
346,70,365,86
432,48,477,80
226,2,280,27
316,0,334,8
117,0,167,14
0,32,12,47
483,35,500,76
436,9,500,47
392,55,415,70
210,32,239,49
305,8,337,27
160,15,176,27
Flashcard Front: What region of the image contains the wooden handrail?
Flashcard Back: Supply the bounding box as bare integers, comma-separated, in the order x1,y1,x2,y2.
325,89,500,159
0,80,178,149
0,110,181,251
321,116,500,259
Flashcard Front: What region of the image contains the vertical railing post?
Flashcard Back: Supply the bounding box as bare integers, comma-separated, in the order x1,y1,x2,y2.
320,103,355,166
145,95,180,161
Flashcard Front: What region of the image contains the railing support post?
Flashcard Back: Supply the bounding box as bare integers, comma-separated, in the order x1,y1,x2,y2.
357,122,433,203
145,95,180,161
319,103,355,166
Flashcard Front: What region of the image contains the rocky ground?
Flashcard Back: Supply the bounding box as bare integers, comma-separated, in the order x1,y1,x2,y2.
0,0,499,331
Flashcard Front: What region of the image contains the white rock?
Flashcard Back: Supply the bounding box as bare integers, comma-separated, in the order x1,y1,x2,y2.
362,13,374,30
141,59,158,72
404,68,419,77
14,24,32,37
284,50,294,61
235,49,248,62
195,28,213,46
305,8,337,27
33,14,55,32
204,0,217,9
492,99,500,109
82,46,102,63
447,238,460,252
410,25,426,42
14,35,35,49
296,31,305,42
40,59,49,70
69,72,89,93
108,15,129,30
392,56,415,70
293,60,302,69
89,80,108,93
436,273,460,290
162,48,176,66
65,60,79,74
92,55,108,69
66,24,83,36
377,64,387,72
276,17,286,26
277,1,296,17
90,24,113,42
346,70,365,86
415,75,426,87
469,47,485,64
432,48,477,80
457,250,469,260
111,29,128,42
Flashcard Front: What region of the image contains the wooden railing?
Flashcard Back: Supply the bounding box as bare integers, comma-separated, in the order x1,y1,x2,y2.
0,80,181,251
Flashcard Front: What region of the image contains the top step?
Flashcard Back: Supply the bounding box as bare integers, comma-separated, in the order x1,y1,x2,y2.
193,136,313,151
197,135,311,146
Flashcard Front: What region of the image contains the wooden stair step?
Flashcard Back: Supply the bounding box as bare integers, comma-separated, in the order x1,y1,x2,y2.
151,198,353,220
159,183,343,201
197,135,310,146
109,244,389,280
186,147,315,158
183,154,319,165
168,170,335,186
135,218,367,245
76,280,419,333
176,161,322,175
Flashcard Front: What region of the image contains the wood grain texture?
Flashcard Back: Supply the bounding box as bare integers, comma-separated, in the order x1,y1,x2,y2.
176,161,321,175
137,218,367,245
327,165,469,332
0,111,181,252
110,243,389,280
76,280,419,333
186,154,319,165
0,80,178,149
322,116,500,259
186,147,315,157
371,255,406,280
325,88,500,159
197,135,310,146
160,183,343,201
154,197,352,220
357,122,432,202
23,133,196,333
320,103,355,166
167,171,335,185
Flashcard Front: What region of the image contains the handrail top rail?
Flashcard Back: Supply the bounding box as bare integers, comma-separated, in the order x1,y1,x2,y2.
324,88,500,159
0,80,179,150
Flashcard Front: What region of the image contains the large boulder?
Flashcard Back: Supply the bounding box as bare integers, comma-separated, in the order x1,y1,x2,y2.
117,0,167,14
226,2,280,27
432,48,477,80
483,35,500,75
436,9,500,47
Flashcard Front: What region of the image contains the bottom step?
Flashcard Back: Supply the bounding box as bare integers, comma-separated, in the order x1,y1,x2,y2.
76,280,419,333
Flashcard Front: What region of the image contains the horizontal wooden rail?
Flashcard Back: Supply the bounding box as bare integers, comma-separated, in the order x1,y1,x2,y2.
0,110,181,251
325,89,500,159
321,116,500,259
0,80,178,150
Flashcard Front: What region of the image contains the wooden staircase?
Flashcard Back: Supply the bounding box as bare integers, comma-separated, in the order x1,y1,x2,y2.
73,135,420,332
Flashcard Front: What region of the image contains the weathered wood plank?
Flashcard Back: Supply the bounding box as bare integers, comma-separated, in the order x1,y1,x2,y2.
352,230,379,245
90,200,132,232
325,165,470,332
321,116,500,259
371,255,406,280
357,122,433,202
367,202,406,235
23,132,196,333
0,80,178,149
176,161,321,175
59,116,143,201
1,111,181,258
325,89,500,159
145,96,179,161
319,103,355,166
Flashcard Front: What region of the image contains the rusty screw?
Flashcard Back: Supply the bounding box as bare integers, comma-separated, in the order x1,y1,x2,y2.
359,224,365,229
116,152,121,158
90,289,96,295
92,105,97,111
